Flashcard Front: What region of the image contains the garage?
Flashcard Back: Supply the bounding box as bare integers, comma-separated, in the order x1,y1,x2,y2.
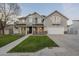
47,27,64,34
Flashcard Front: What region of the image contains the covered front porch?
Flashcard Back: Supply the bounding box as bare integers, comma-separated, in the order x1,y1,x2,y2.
32,24,47,35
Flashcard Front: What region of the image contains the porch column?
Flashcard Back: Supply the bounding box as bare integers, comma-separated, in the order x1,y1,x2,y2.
32,27,33,34
25,27,27,35
19,27,21,34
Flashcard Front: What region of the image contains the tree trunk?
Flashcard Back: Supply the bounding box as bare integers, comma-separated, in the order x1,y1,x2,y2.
2,28,4,35
2,28,5,35
0,29,1,35
2,21,6,35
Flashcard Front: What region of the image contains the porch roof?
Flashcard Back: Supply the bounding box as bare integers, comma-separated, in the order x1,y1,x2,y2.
16,24,26,27
32,24,44,27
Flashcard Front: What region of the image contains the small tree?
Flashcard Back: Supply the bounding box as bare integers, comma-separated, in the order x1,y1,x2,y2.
0,3,21,35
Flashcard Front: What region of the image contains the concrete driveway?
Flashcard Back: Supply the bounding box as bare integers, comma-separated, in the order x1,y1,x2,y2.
48,34,79,56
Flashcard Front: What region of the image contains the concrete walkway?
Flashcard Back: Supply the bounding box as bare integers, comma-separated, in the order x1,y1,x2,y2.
0,34,30,56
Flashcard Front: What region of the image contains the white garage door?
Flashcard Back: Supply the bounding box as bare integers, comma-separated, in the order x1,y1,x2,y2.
47,27,64,34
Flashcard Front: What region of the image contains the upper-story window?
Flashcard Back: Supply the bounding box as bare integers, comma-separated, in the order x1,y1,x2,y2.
22,19,25,23
29,18,32,23
35,18,38,24
29,16,32,23
52,16,61,25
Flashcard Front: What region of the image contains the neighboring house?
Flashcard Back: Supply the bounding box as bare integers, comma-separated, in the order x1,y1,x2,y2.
15,10,68,35
4,24,14,34
0,24,13,35
3,24,19,34
68,20,79,34
0,14,19,35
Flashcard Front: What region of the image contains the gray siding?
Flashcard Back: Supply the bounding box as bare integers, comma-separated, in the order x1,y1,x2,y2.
26,13,43,26
44,12,68,31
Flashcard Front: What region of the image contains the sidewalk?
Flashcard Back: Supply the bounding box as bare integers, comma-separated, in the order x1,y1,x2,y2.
0,34,30,55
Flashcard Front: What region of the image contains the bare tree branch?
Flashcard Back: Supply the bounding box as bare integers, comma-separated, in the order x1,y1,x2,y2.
0,3,21,34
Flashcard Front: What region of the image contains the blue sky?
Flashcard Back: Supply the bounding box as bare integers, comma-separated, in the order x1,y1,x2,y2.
19,3,79,21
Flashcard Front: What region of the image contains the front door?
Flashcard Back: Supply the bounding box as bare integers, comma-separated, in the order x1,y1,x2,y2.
29,27,32,34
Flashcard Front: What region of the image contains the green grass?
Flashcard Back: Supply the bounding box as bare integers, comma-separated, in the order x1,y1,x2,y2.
9,36,58,52
0,34,23,47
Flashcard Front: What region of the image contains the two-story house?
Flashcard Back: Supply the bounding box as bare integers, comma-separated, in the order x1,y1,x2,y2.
15,10,68,35
16,12,46,35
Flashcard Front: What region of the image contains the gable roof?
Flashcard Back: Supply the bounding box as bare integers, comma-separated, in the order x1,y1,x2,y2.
18,11,69,20
31,12,42,17
32,12,38,15
47,10,69,20
18,12,42,20
27,12,43,19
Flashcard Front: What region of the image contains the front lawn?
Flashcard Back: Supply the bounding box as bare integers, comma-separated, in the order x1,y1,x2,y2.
0,34,23,47
9,36,58,52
